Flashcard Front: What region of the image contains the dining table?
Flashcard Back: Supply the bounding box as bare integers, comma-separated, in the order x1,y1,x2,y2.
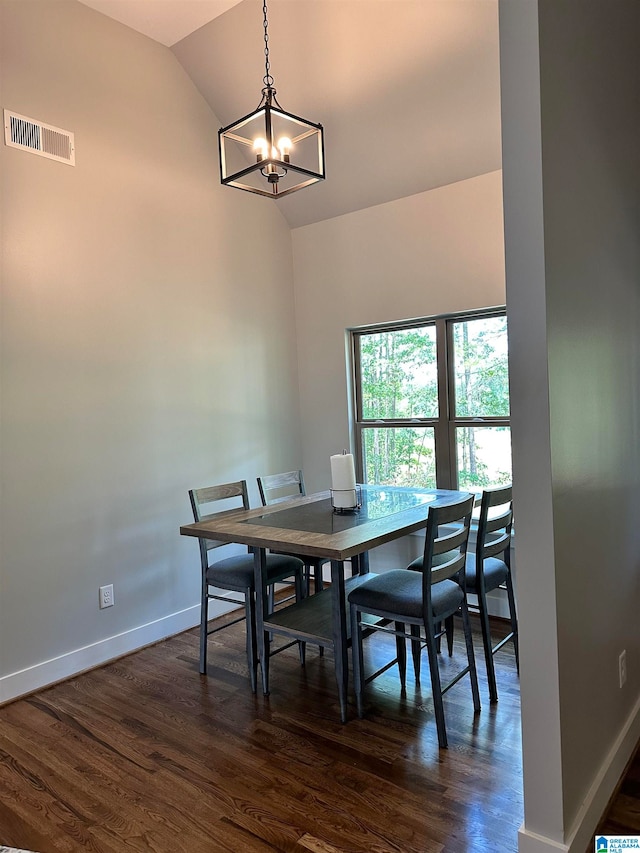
180,484,469,722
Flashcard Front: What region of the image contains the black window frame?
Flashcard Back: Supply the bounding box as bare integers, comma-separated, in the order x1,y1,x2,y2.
349,307,510,491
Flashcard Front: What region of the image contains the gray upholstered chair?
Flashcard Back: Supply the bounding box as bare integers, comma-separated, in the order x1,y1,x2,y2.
257,470,328,594
465,485,518,703
189,480,305,692
348,494,480,748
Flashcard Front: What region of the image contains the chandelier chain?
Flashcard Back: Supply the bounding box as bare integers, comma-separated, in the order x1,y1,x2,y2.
262,0,274,88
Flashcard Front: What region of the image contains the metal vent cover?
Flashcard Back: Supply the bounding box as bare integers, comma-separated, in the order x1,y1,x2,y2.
4,110,75,165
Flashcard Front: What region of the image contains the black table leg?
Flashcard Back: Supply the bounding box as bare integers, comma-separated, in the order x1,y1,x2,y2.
253,547,270,695
351,551,370,575
330,558,349,723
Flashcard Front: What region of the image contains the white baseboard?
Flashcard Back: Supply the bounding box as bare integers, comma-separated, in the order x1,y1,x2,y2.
0,604,200,706
519,691,640,853
518,829,569,853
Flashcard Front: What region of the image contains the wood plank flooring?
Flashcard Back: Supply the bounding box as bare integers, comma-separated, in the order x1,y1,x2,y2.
595,745,640,839
0,613,524,852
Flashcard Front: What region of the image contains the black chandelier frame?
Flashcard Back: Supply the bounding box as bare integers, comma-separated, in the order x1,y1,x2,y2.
218,1,325,198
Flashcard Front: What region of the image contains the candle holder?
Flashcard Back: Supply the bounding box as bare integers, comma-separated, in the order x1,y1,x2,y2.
331,485,362,513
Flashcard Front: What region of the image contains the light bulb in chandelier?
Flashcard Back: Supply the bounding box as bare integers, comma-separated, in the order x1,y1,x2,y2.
277,137,292,162
253,138,268,161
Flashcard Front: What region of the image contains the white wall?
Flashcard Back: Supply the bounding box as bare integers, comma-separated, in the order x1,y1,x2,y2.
291,171,506,492
500,1,640,850
0,0,302,700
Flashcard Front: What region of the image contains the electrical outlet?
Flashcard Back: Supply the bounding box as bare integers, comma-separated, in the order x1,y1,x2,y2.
619,649,627,688
99,584,114,609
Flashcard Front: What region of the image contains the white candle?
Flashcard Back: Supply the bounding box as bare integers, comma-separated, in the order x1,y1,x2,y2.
330,452,357,508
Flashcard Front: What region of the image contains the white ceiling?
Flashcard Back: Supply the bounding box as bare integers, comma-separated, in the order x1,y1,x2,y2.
79,0,244,47
78,0,502,229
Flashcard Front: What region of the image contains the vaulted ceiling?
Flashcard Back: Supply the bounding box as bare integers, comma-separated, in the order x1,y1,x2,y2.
78,0,502,228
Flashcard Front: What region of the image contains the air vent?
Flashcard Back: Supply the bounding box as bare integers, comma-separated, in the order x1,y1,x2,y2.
4,110,75,165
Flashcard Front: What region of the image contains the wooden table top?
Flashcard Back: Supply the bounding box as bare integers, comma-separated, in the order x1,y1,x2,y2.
180,486,470,561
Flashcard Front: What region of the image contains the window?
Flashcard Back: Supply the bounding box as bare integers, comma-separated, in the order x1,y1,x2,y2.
351,310,511,493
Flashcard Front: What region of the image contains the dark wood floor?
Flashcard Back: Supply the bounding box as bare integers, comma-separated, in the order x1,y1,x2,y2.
595,745,640,839
1,612,524,852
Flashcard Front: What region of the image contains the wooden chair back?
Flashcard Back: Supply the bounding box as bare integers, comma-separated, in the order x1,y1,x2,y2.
421,495,475,608
476,485,513,567
257,470,306,506
188,480,250,562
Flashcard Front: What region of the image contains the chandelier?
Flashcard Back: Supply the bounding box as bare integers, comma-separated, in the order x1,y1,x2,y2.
218,1,325,198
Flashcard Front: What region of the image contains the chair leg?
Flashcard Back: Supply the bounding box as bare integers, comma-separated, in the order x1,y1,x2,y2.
477,590,499,703
260,600,271,697
351,605,365,718
395,622,407,690
245,589,258,693
199,580,209,675
424,625,447,749
296,571,306,666
410,624,422,684
308,561,325,656
445,614,455,656
461,600,481,713
506,573,519,673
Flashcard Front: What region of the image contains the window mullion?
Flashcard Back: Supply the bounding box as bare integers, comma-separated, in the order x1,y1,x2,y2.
352,333,364,421
435,318,454,489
